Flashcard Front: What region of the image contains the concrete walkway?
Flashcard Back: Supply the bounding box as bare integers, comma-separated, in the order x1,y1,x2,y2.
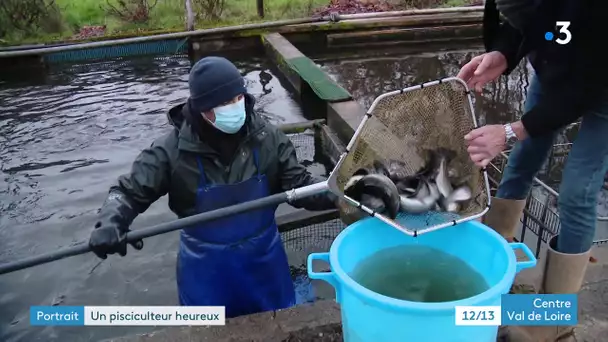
110,245,608,342
108,300,342,342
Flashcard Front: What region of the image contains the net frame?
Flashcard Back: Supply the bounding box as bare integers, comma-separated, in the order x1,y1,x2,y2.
327,77,492,237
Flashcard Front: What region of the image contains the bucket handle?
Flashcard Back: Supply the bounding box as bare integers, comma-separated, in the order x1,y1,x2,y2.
307,252,341,303
510,242,537,273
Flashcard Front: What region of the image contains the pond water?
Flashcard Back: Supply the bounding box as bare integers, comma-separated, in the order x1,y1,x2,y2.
0,54,316,342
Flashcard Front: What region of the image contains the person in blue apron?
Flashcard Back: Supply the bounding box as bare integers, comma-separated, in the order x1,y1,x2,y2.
88,56,338,318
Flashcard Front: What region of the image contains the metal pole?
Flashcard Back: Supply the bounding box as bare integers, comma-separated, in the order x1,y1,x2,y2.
0,182,329,275
278,119,324,134
337,6,483,20
185,0,195,31
0,7,484,58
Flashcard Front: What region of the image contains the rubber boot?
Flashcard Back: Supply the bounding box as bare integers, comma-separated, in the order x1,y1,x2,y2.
482,197,527,241
501,235,591,342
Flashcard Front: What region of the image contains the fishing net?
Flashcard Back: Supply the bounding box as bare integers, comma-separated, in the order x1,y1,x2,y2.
328,77,491,235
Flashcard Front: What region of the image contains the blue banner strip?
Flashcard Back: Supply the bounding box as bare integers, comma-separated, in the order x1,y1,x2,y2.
30,306,85,326
501,294,578,326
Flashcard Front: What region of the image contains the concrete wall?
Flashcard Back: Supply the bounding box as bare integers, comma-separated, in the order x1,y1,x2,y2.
108,300,342,342
2,13,484,73
253,18,483,145
261,32,365,145
189,12,483,67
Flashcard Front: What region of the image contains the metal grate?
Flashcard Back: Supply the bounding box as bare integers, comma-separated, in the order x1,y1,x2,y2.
287,131,316,163
281,218,345,253
487,140,608,258
280,125,346,254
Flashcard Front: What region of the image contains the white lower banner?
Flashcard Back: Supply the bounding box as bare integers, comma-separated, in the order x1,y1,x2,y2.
84,306,225,326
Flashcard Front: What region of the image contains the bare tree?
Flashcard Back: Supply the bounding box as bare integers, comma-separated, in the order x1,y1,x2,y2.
257,0,264,18
105,0,159,23
193,0,225,20
0,0,59,33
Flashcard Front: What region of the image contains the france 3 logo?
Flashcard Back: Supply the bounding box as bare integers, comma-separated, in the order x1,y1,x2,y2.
544,21,572,45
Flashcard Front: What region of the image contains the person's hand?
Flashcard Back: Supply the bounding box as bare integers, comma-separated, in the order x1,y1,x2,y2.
464,125,507,168
89,220,143,259
457,51,508,93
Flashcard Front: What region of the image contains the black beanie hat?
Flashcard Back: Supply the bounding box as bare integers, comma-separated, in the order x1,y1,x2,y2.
188,56,246,113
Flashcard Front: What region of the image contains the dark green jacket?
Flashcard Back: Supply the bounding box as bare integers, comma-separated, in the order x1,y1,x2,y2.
108,94,337,222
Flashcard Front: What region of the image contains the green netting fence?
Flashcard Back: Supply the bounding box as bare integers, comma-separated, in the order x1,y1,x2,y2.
42,38,189,64
279,125,346,251
278,124,347,294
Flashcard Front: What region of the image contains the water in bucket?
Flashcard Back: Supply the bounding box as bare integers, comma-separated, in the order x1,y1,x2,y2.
351,245,489,303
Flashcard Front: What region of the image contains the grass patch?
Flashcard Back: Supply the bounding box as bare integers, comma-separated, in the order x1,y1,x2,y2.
55,0,186,35
225,0,327,21
0,0,475,46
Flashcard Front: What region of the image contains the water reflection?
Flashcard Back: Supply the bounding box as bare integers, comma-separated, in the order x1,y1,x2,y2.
0,55,304,229
0,54,305,342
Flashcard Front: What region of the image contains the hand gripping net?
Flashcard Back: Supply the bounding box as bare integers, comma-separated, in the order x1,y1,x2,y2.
327,77,491,236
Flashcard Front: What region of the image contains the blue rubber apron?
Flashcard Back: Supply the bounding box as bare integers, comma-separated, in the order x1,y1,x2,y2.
176,148,296,318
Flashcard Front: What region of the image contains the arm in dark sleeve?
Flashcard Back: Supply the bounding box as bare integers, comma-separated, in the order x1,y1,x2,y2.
275,130,338,211
520,82,603,138
519,24,605,138
99,135,172,229
491,23,530,75
519,93,577,138
484,0,534,75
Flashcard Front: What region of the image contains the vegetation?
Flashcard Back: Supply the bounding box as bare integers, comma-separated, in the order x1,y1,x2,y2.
0,0,478,46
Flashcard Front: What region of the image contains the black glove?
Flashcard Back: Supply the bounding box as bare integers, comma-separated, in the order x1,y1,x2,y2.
89,191,143,259
289,176,340,211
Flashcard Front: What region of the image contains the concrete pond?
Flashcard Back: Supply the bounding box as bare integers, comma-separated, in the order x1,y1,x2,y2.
1,9,607,342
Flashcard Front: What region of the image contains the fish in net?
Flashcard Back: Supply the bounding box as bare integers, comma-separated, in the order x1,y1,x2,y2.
328,77,491,236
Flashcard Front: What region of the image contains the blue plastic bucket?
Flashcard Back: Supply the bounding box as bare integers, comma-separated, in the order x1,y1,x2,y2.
307,218,537,342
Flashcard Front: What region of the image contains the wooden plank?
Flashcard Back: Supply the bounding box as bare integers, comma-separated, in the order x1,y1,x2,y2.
326,24,482,46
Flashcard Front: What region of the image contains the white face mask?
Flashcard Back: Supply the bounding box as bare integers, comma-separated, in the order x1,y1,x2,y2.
209,98,246,134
